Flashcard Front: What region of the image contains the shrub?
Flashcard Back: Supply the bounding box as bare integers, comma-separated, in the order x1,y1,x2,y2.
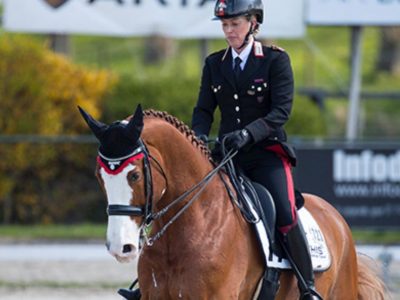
0,35,116,223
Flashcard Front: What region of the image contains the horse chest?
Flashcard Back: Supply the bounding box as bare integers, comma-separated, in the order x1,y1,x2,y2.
139,252,223,298
140,267,211,299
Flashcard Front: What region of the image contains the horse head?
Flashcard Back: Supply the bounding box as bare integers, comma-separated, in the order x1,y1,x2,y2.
79,105,157,263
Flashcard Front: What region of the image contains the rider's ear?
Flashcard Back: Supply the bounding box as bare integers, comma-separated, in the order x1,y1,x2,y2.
125,104,144,142
77,106,108,140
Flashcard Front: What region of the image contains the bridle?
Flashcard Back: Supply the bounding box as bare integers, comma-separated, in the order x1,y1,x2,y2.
104,139,160,226
102,138,238,246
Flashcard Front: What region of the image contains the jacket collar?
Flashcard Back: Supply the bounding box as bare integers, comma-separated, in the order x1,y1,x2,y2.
231,40,253,68
220,41,265,90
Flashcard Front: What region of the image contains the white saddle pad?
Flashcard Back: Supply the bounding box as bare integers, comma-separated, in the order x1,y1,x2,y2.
251,206,331,272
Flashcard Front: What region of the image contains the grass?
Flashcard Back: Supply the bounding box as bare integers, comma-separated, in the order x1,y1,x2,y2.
0,280,131,289
0,223,106,241
0,223,398,245
352,230,400,245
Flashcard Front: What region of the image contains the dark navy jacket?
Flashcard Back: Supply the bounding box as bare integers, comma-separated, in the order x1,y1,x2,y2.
191,42,294,148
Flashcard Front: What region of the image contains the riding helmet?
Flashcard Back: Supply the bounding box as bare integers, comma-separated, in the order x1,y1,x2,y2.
214,0,264,24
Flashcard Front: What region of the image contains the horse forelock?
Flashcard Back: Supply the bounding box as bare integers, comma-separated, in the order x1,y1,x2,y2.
141,109,213,162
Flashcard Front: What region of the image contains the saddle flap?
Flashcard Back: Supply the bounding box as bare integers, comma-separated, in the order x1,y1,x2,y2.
253,207,332,272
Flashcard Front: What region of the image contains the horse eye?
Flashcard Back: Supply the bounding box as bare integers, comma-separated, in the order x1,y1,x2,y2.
129,172,140,182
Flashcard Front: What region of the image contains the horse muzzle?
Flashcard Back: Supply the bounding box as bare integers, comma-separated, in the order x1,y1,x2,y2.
106,241,138,263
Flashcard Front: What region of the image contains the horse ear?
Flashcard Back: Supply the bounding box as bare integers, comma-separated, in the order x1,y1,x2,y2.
125,104,144,141
77,106,107,140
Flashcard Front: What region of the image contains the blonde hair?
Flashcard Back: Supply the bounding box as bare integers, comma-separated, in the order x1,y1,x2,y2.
248,15,260,36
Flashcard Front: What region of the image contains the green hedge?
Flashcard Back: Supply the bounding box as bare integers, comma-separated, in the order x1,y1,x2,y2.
103,74,198,127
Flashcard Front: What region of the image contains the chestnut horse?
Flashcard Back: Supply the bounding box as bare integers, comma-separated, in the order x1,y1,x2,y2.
80,106,385,300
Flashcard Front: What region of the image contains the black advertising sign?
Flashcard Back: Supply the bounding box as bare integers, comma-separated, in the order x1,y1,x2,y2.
293,144,400,228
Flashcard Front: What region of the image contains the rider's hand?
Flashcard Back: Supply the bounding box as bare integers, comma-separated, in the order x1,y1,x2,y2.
224,129,252,151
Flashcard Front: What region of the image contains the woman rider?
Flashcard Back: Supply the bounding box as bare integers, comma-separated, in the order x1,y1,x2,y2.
191,0,322,299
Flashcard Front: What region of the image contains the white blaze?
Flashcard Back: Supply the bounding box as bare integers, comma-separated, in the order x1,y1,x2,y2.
100,165,140,262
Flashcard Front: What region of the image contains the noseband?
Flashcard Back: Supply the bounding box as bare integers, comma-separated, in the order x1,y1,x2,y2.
107,204,144,216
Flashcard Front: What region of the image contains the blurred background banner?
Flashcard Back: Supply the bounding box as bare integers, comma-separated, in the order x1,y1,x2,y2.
307,0,400,25
3,0,305,38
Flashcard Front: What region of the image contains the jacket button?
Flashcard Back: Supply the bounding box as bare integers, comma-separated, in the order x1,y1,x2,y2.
235,106,240,112
234,94,238,100
237,118,241,124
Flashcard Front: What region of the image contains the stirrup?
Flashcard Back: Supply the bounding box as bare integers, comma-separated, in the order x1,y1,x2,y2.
118,288,141,300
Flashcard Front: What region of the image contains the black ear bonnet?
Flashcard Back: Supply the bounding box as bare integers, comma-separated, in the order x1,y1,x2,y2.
78,105,144,159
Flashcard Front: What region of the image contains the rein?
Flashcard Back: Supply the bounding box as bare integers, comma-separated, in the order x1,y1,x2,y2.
104,138,238,247
144,148,237,246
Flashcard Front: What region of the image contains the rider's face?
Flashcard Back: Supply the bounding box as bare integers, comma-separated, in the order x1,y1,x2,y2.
221,16,253,52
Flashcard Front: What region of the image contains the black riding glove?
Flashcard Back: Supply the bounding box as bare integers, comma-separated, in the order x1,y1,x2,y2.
224,129,252,151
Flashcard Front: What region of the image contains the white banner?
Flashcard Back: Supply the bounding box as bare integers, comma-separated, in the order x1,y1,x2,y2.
3,0,305,38
307,0,400,25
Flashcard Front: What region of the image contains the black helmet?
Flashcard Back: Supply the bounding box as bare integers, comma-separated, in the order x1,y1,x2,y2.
214,0,264,24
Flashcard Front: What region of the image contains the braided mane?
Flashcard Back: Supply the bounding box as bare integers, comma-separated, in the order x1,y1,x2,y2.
143,109,212,161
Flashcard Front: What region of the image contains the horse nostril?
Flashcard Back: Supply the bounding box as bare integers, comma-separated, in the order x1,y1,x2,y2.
122,244,133,253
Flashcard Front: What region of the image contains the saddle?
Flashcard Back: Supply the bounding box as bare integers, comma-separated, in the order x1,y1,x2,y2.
224,162,330,272
231,168,305,258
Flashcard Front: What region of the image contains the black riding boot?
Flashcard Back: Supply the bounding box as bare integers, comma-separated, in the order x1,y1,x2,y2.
285,222,322,300
257,268,281,300
118,288,141,300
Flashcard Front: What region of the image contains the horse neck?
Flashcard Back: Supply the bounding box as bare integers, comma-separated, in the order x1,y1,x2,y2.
144,119,214,195
142,120,246,261
143,120,226,224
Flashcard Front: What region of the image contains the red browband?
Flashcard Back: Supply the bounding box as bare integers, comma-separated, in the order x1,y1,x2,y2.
97,153,145,175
